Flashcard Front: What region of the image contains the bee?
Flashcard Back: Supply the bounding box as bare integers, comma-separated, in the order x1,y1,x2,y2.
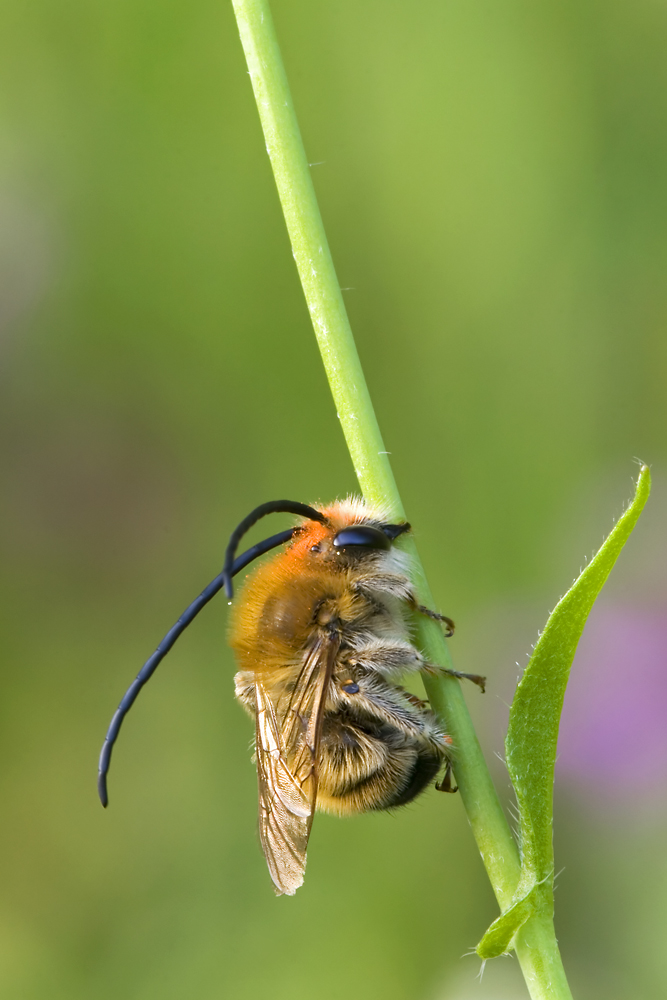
98,498,484,895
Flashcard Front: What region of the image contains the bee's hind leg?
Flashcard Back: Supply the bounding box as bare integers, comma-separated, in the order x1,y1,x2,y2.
435,761,458,793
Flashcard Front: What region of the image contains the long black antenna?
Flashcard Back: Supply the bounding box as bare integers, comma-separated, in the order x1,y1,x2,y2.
98,500,327,807
221,500,326,599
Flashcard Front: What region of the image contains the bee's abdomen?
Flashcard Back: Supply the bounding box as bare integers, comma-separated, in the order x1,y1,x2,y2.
316,715,442,816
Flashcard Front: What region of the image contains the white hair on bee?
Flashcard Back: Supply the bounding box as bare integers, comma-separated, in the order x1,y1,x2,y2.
321,494,398,526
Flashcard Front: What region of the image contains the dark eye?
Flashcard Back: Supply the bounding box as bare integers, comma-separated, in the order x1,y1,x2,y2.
332,526,391,550
381,521,411,540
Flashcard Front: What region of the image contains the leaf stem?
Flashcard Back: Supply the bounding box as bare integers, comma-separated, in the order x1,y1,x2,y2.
230,2,571,996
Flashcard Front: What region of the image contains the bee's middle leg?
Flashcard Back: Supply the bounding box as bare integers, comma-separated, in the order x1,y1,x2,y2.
350,639,486,693
423,664,486,693
349,639,425,680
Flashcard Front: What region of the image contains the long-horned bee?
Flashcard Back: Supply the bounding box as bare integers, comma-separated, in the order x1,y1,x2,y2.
99,498,483,895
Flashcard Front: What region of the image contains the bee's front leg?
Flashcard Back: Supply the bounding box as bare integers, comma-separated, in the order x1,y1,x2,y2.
407,598,485,690
353,576,455,636
412,602,456,636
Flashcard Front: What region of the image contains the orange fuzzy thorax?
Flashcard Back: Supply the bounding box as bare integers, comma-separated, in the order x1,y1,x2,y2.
229,520,333,675
227,500,391,676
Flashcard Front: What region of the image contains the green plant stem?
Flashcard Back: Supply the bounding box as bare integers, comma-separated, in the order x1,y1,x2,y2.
514,914,573,998
230,2,571,996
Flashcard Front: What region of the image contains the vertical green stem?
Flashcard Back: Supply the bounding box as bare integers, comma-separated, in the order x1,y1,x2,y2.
514,915,574,1000
232,0,396,507
230,2,572,997
231,0,518,903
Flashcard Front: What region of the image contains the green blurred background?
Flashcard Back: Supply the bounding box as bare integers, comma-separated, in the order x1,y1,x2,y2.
0,0,666,997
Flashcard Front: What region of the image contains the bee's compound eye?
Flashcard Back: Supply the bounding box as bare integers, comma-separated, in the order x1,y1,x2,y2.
342,682,360,694
332,525,391,550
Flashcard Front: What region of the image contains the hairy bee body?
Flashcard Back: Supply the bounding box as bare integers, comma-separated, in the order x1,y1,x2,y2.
98,496,473,897
229,499,450,842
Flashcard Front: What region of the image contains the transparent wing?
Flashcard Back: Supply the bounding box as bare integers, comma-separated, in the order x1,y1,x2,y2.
254,634,339,895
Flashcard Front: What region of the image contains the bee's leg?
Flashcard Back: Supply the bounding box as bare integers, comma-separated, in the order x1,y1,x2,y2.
401,690,430,709
413,603,455,637
233,671,257,717
422,662,486,693
435,761,458,793
337,675,450,754
349,639,426,681
351,638,485,692
353,574,414,604
352,577,456,637
445,668,486,693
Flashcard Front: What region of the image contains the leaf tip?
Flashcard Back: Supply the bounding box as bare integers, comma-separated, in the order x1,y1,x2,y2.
634,462,651,504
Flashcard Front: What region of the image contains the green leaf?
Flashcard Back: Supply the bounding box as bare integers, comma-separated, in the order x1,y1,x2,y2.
476,465,650,959
476,882,545,959
507,464,651,885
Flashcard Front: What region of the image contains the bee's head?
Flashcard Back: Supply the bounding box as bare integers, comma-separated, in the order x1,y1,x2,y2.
299,501,410,567
221,497,411,591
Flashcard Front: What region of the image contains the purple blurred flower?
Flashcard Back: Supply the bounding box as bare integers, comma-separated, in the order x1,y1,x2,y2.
556,603,667,801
